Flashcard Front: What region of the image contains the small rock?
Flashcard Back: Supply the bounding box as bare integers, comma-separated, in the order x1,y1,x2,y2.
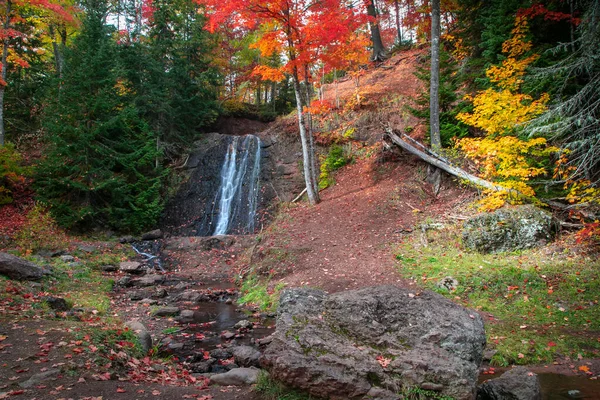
179,290,203,302
210,367,260,386
168,342,185,351
119,261,143,273
225,298,233,304
77,244,97,253
141,229,163,240
119,235,136,244
60,255,75,262
483,349,498,361
152,288,168,299
44,296,70,311
173,282,190,290
477,367,541,400
437,276,458,291
178,309,196,322
117,276,133,287
210,348,232,360
19,369,61,388
152,306,180,317
234,320,253,330
231,345,261,367
101,264,118,272
221,331,235,340
128,291,148,301
125,320,152,354
255,335,273,346
67,261,83,268
133,274,165,287
140,298,157,305
567,390,582,398
191,359,216,373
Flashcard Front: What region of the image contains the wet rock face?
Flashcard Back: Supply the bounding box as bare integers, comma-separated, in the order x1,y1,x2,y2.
261,286,486,400
462,205,558,253
160,132,274,237
160,133,231,236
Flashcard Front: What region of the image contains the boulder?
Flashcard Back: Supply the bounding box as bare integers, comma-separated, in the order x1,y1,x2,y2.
125,320,152,354
462,205,558,253
0,252,45,281
261,286,486,400
210,367,260,386
477,367,541,400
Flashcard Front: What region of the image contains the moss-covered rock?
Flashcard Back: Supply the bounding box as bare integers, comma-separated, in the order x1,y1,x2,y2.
462,205,558,253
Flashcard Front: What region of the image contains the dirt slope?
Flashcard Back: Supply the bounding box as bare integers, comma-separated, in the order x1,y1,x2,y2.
251,48,473,293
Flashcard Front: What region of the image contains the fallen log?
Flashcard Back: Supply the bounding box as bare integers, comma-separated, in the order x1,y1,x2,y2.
384,128,572,211
384,128,505,192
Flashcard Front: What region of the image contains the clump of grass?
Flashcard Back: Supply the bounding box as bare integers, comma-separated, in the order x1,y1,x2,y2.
394,223,600,366
254,370,314,400
401,386,455,400
319,144,352,190
238,274,285,312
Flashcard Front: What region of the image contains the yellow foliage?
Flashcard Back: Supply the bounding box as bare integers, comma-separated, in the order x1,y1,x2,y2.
457,90,548,135
553,152,600,205
456,16,557,210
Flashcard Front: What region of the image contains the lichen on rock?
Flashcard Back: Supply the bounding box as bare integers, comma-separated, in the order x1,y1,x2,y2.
462,205,558,253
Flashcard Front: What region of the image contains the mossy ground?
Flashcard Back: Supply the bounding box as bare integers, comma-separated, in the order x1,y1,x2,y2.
394,223,600,366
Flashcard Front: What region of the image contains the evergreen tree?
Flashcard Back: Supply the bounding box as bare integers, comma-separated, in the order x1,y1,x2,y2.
36,0,165,233
120,0,219,160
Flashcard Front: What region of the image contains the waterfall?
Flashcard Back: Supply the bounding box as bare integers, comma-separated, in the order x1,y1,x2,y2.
213,135,262,235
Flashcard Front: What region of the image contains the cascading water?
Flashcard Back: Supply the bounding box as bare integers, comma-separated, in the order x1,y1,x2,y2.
212,135,262,235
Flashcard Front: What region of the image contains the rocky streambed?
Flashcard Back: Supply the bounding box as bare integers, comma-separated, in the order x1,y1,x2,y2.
111,235,275,380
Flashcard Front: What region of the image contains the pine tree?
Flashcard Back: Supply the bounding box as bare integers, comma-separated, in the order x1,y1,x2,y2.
120,0,219,160
36,0,165,233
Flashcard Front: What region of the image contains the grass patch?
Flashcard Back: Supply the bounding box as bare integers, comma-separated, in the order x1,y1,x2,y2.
400,386,455,400
394,224,600,366
254,370,314,400
238,274,285,312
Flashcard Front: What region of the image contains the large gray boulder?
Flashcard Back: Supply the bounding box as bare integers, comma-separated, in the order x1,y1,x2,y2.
0,252,45,280
477,367,541,400
261,286,486,400
462,205,558,253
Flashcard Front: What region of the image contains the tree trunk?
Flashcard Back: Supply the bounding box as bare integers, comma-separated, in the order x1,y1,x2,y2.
303,66,319,195
292,67,319,205
0,0,11,146
427,0,441,195
394,0,402,44
367,0,386,61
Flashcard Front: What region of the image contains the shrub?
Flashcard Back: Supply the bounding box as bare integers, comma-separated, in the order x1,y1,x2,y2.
319,145,351,190
14,204,69,254
0,144,29,205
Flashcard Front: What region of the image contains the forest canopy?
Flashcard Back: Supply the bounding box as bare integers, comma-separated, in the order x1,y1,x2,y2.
0,0,598,233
